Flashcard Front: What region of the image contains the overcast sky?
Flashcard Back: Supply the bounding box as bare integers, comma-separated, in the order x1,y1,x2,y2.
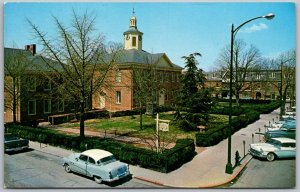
4,2,296,71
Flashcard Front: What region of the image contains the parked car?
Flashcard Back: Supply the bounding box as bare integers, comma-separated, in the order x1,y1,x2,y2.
4,134,29,152
267,119,296,131
62,149,130,184
249,137,296,161
265,122,296,140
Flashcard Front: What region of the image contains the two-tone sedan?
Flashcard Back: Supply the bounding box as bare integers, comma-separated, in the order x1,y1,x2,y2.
63,149,130,184
249,137,296,161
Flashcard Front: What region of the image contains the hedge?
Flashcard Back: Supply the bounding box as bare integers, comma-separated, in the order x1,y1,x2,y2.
195,110,260,147
211,100,281,116
195,101,281,147
5,124,195,173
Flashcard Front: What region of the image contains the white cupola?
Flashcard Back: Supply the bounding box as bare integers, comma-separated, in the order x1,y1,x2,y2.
123,10,143,50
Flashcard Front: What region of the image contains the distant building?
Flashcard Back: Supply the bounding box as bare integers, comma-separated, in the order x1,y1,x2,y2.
204,68,295,101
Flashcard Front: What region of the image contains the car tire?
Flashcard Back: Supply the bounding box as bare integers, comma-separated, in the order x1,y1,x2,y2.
266,153,275,161
64,164,71,173
94,176,103,184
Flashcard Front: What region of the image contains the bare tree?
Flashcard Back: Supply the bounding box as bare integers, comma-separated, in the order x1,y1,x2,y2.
217,39,261,104
132,59,161,130
274,50,296,116
27,10,121,137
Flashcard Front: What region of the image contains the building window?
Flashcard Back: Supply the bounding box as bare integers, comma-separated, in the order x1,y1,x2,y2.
256,74,261,80
132,36,136,47
44,99,51,113
115,71,122,82
116,91,121,104
58,99,64,112
271,72,276,78
44,79,51,91
28,77,36,92
160,72,164,82
165,73,169,82
28,100,36,115
177,74,181,82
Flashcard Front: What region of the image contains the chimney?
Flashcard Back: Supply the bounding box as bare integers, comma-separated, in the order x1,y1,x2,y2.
25,44,36,55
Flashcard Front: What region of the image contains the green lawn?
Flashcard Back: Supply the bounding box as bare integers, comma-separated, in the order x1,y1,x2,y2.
56,112,229,140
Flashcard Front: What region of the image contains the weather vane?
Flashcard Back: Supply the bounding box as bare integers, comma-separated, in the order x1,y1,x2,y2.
132,8,135,16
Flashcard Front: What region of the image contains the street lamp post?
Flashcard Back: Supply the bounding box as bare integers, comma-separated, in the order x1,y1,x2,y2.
225,13,275,174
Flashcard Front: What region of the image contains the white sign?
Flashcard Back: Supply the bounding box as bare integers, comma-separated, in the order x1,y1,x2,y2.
159,122,169,131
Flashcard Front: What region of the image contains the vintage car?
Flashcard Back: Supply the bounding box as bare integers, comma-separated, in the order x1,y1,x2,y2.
266,119,296,131
249,137,296,161
62,149,130,183
4,134,29,152
265,124,296,140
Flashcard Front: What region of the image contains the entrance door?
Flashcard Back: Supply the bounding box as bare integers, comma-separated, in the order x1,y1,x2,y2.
99,95,105,109
158,90,165,106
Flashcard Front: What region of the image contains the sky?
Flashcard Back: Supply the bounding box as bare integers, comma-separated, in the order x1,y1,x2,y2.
3,1,296,71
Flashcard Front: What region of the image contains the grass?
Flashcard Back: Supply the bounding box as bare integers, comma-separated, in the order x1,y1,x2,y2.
54,112,229,140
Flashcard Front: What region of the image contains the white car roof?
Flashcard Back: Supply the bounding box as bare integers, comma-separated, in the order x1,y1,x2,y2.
81,149,113,161
272,137,296,143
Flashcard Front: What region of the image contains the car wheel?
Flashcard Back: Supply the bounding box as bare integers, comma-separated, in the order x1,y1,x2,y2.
266,153,275,161
94,176,103,184
64,164,71,173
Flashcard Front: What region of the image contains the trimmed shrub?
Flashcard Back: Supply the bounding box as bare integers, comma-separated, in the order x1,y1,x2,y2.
5,124,195,173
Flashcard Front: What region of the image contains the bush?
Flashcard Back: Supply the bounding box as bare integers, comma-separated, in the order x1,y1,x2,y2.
195,109,260,147
178,119,196,131
5,124,195,173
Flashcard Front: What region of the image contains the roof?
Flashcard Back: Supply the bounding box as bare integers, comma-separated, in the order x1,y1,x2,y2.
82,149,113,161
108,49,182,69
272,137,296,143
4,47,62,72
123,27,143,35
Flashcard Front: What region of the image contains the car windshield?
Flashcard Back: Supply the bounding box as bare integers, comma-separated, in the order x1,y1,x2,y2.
99,155,116,165
266,139,281,147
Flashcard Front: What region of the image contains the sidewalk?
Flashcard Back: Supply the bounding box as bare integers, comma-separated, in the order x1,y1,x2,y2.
30,108,280,188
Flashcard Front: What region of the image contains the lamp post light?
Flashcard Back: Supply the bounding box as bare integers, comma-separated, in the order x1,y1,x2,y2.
225,13,275,174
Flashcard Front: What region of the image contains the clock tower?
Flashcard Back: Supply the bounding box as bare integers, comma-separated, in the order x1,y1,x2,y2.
123,10,143,50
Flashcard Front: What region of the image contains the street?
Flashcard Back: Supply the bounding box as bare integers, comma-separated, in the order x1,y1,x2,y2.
4,149,158,188
230,158,295,188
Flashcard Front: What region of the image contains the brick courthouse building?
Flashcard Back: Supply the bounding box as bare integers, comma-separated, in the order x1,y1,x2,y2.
4,14,182,123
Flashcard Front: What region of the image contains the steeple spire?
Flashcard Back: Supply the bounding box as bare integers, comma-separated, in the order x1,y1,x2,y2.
130,9,137,29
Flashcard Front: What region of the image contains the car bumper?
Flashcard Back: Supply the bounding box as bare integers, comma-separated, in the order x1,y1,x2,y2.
249,149,266,158
5,145,29,152
105,171,130,182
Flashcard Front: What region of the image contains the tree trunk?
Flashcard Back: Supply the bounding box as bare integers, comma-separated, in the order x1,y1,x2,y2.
80,101,85,138
12,77,17,123
139,102,143,130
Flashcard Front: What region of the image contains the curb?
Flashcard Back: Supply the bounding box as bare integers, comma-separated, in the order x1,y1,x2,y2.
198,155,253,188
133,154,253,188
133,176,166,187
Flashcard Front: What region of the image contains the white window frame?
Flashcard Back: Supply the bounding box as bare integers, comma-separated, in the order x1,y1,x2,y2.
115,71,122,83
28,100,36,115
44,99,51,114
116,91,121,104
44,79,51,91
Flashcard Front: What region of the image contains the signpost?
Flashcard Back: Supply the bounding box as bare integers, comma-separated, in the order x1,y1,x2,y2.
156,113,170,153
